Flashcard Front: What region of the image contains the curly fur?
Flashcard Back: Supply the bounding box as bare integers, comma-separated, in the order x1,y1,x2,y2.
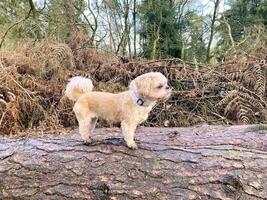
65,72,171,149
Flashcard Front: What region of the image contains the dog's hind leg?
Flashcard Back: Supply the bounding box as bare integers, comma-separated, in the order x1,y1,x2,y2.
73,104,97,144
79,116,98,144
90,117,98,133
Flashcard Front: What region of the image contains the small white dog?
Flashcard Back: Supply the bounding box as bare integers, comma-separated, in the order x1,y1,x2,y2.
65,72,171,149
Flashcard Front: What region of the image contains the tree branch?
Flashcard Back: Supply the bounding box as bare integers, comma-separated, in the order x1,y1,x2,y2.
0,9,32,48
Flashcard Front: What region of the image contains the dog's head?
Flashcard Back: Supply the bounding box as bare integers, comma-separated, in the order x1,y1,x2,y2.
130,72,172,101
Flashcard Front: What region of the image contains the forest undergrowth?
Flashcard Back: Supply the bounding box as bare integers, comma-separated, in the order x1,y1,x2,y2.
0,32,266,135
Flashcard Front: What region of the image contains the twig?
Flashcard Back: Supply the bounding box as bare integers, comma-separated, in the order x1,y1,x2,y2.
208,111,231,124
0,111,6,127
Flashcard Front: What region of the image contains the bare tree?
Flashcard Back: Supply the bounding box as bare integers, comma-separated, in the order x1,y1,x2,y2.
222,14,235,47
114,0,132,56
105,0,130,55
73,0,101,45
87,0,99,43
104,2,117,51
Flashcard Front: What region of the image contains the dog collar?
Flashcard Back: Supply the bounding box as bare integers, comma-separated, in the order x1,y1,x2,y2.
131,90,149,107
136,98,145,106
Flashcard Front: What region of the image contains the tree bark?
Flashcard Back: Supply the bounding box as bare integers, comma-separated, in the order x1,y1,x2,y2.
0,125,266,199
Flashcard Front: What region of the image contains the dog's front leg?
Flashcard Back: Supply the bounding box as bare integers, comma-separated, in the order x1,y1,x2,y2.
121,121,138,149
77,118,93,143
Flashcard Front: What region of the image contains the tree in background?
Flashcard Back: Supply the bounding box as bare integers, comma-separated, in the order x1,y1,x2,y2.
139,0,184,59
138,0,207,61
206,0,221,63
64,0,78,37
45,0,87,42
133,0,137,57
224,0,267,42
45,0,69,41
104,0,132,55
0,0,41,45
185,11,207,63
215,0,267,59
0,0,266,63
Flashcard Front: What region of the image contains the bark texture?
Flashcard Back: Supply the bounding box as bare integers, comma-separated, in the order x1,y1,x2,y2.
0,125,266,200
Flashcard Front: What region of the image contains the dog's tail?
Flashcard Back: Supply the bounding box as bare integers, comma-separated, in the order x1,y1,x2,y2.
65,76,93,101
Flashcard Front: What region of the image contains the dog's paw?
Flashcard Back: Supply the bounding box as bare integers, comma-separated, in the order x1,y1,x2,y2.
83,137,92,145
127,142,138,150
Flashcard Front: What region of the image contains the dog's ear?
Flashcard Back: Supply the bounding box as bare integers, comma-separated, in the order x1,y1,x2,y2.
129,79,137,92
130,75,152,97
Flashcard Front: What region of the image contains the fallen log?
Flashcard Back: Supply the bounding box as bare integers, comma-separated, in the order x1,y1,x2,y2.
0,125,266,200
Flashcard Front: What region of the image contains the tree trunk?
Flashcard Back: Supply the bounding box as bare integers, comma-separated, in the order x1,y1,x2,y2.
133,0,137,57
0,125,266,199
122,0,129,56
151,11,162,60
28,0,41,39
63,0,77,38
206,0,220,63
28,0,37,20
222,14,235,47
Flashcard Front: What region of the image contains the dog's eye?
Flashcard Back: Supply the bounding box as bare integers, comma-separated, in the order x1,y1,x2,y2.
157,85,163,89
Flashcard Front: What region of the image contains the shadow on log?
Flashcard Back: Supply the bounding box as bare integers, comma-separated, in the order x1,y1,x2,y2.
0,125,266,199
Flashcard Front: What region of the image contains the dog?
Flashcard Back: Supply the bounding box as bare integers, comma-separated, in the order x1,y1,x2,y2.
65,72,172,149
